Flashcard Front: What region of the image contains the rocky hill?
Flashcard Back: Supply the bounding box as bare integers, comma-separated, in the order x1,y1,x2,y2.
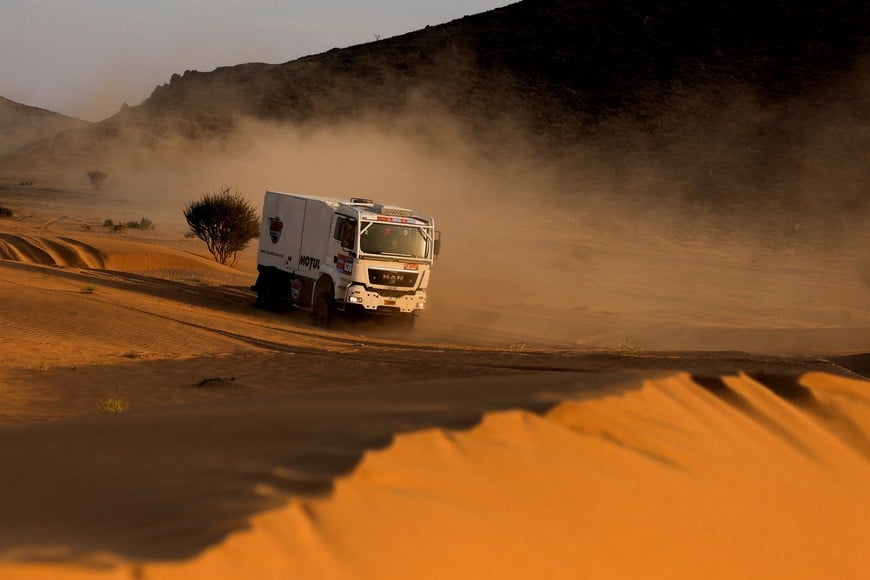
7,0,866,148
0,96,90,157
141,0,866,132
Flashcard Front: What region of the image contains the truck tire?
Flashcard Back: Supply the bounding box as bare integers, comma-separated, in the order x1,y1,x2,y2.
256,281,281,311
312,293,334,328
397,313,417,331
255,284,270,309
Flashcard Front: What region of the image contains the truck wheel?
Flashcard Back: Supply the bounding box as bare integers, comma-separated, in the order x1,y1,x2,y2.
312,293,334,328
257,283,278,311
255,284,269,309
397,314,417,331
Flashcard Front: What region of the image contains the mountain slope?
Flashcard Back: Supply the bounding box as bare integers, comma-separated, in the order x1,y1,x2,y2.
0,96,90,157
6,0,865,153
138,0,867,133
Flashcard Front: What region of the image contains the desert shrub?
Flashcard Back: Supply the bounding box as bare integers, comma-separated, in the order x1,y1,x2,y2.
99,394,129,413
0,204,12,218
87,170,107,190
125,217,155,230
103,218,114,227
183,187,259,266
617,336,641,354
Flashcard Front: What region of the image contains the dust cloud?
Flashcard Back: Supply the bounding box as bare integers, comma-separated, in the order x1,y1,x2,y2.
6,58,869,352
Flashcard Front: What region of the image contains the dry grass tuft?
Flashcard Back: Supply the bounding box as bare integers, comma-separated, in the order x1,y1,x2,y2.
99,394,130,414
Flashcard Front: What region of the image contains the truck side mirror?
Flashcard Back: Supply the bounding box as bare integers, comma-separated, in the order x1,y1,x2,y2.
433,230,442,259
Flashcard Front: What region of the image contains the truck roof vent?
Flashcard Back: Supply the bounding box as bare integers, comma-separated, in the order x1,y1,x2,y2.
381,207,413,217
350,197,374,206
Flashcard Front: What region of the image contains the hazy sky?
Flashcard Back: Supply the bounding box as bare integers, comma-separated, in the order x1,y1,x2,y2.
1,1,511,122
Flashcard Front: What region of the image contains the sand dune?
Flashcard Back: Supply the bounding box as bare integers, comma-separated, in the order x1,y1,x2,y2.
0,234,105,268
149,372,869,580
1,371,866,579
0,231,242,277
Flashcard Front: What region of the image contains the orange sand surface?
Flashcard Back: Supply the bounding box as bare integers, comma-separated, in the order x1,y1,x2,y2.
0,185,867,579
1,372,867,579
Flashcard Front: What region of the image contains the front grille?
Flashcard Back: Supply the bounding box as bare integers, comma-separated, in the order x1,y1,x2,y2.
368,268,418,288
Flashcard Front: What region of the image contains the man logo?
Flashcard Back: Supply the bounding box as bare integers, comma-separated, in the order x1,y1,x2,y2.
269,217,283,243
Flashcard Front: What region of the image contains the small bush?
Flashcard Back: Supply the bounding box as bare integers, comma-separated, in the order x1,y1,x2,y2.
183,187,259,266
103,218,114,227
99,394,129,414
124,217,155,230
87,170,107,190
82,284,98,294
617,336,641,354
0,205,12,218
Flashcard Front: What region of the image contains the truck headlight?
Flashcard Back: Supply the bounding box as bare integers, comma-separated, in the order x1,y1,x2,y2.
348,296,363,304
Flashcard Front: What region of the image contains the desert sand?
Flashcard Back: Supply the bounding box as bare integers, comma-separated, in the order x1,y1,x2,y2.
0,180,868,579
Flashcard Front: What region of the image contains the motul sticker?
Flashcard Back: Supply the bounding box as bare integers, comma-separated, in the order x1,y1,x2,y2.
299,255,321,269
268,217,283,243
404,263,419,270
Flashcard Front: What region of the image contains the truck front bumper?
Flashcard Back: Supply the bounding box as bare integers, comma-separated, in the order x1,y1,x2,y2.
344,285,426,314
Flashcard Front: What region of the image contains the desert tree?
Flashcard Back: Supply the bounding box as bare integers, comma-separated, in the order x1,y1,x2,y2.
183,187,260,266
87,170,107,190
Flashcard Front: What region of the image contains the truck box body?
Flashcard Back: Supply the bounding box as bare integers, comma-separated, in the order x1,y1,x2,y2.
254,191,438,326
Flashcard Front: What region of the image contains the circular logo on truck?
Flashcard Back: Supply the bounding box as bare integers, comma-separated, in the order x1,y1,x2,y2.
269,217,283,243
291,280,302,300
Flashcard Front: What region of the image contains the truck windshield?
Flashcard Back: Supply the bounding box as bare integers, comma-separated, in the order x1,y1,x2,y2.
360,222,428,258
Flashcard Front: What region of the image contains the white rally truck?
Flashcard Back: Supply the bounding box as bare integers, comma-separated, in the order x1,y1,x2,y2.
252,191,440,327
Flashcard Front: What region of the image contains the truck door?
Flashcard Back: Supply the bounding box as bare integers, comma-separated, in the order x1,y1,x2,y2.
329,215,356,279
297,201,334,279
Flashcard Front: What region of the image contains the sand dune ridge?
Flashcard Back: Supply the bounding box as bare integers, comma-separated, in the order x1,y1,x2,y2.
5,371,863,579
140,371,870,580
0,234,105,268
